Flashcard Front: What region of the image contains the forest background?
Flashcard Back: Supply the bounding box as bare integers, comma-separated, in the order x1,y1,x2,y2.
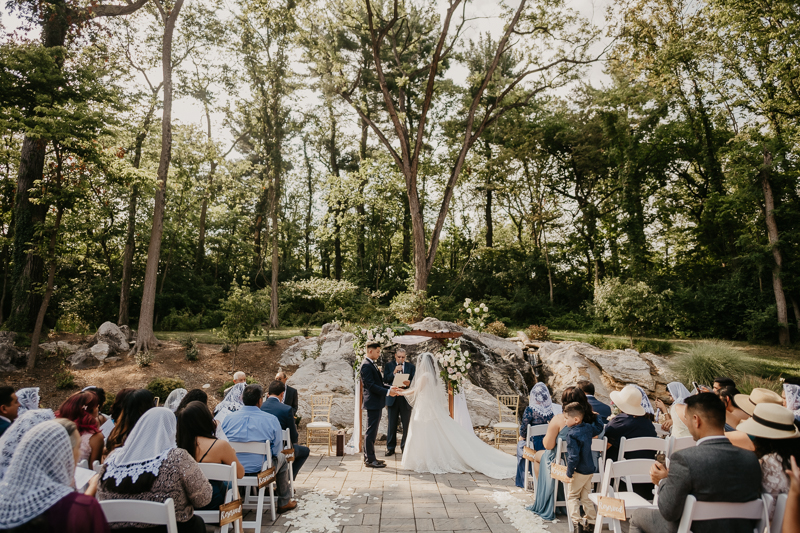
2,0,799,357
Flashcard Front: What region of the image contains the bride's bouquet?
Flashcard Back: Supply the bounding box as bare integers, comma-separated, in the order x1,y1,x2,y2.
435,339,472,393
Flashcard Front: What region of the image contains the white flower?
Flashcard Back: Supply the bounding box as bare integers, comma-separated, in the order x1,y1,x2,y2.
467,308,472,314
466,363,471,369
361,329,367,335
480,322,485,327
465,298,472,304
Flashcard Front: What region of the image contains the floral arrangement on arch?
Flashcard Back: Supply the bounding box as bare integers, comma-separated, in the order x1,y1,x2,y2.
352,323,411,374
462,298,490,331
435,339,472,393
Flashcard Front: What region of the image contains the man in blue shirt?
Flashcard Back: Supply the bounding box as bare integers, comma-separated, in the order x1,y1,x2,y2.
260,380,309,478
222,384,296,513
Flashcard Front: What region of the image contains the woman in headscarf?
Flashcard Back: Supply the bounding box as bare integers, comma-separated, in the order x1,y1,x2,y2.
98,407,212,533
514,383,555,488
784,380,800,427
175,389,208,413
0,419,109,532
655,382,692,438
14,388,40,416
105,389,155,454
164,388,188,413
56,391,103,464
213,382,245,424
0,408,55,479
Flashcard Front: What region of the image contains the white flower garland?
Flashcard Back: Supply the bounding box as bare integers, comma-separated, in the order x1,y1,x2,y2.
434,338,471,393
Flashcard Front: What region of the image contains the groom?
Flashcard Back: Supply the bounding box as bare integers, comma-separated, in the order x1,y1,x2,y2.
383,347,414,456
361,341,399,468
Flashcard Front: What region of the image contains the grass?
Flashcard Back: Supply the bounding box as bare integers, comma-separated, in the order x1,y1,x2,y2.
153,327,321,344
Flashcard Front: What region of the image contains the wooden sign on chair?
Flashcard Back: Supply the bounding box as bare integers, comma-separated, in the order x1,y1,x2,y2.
257,466,276,488
550,463,571,483
597,496,627,521
522,446,537,462
219,499,243,526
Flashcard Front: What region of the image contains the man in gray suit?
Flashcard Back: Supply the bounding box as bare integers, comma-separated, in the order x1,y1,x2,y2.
629,393,762,533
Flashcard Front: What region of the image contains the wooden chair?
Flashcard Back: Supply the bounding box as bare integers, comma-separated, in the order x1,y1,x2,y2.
307,394,333,455
492,395,519,448
196,462,241,533
229,441,277,530
675,495,768,533
100,498,178,533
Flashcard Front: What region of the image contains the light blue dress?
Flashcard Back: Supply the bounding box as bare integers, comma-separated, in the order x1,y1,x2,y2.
526,425,570,520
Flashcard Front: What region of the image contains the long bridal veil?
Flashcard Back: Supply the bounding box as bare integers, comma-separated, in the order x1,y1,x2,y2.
400,352,516,479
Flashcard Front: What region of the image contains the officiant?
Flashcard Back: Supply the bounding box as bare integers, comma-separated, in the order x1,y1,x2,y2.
383,347,415,456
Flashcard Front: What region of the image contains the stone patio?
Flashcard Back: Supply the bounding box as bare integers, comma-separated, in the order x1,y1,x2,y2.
249,445,571,533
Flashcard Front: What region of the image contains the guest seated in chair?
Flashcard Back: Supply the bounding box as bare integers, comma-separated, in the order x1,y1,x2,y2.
628,393,763,533
515,383,555,488
275,372,299,418
176,401,244,510
0,386,21,438
221,384,296,514
577,381,611,425
98,407,212,533
260,380,309,478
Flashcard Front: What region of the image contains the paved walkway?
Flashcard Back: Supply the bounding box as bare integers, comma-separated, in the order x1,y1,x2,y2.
250,445,571,533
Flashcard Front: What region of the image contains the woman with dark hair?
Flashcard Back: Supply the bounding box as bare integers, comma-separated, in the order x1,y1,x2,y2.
719,385,749,430
176,389,208,413
105,389,155,454
56,391,103,464
527,386,603,520
109,388,136,424
98,408,211,533
176,401,243,510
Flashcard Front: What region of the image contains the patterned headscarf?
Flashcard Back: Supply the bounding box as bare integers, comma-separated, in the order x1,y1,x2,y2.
0,409,55,480
667,382,692,406
214,382,246,417
15,388,40,416
103,407,176,485
528,383,554,418
164,388,188,412
0,421,75,528
784,383,800,422
629,384,655,415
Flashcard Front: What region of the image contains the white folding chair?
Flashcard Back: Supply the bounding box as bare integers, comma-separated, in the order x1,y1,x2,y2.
100,497,178,533
771,493,788,533
523,424,549,491
196,462,241,533
666,436,695,460
552,437,609,530
92,460,102,474
675,494,768,533
281,428,295,497
589,458,658,533
77,459,89,469
229,441,277,531
617,436,668,461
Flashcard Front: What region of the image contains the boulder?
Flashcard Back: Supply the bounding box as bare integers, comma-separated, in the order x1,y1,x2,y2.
279,329,355,366
119,325,136,343
287,344,356,427
70,348,101,369
90,343,111,362
0,343,23,372
90,322,130,353
320,322,342,335
38,341,80,354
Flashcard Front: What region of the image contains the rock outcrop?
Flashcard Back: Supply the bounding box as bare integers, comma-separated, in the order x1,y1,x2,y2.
536,341,675,403
89,322,130,353
0,332,24,372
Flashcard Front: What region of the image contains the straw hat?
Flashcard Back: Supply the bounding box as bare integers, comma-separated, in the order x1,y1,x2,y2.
737,403,800,439
734,388,783,416
610,385,646,416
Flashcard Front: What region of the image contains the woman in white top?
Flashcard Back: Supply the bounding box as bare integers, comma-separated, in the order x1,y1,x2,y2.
656,382,692,438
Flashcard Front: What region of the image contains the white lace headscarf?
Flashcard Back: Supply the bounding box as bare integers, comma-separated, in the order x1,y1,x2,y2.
103,407,176,485
164,388,188,412
0,409,55,480
629,384,655,415
15,387,40,415
214,382,246,415
0,421,75,528
528,383,554,418
667,382,692,406
784,383,800,422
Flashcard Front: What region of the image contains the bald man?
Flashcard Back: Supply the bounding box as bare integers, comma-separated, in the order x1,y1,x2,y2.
276,371,298,417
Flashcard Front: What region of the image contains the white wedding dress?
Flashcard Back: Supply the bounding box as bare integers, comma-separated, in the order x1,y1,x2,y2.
399,353,517,479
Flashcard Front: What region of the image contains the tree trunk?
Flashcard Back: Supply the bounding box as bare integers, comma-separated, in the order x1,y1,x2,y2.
28,206,63,370
760,149,790,346
133,0,185,353
543,228,554,304
791,296,800,333
402,196,411,263
302,137,313,272
195,162,216,273
0,244,8,325
485,187,493,248
356,117,368,270
118,184,138,326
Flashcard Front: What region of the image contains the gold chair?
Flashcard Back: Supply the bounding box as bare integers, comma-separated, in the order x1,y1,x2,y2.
492,395,519,448
306,394,334,455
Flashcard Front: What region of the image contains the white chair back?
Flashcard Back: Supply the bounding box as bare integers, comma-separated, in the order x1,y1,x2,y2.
667,436,695,458
617,436,667,461
228,440,276,530
675,495,768,533
281,428,295,497
92,460,102,474
100,497,178,533
522,425,549,491
771,493,788,533
196,462,241,533
77,459,89,469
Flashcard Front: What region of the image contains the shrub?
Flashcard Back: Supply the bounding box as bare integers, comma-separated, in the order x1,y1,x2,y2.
135,351,154,367
594,278,672,345
587,334,606,348
671,340,760,388
485,321,510,338
182,335,199,361
102,392,116,414
389,290,439,323
218,377,258,396
160,308,203,331
147,377,186,400
55,312,91,334
736,375,782,395
525,325,552,341
216,278,269,369
55,368,76,389
634,339,673,355
221,344,231,353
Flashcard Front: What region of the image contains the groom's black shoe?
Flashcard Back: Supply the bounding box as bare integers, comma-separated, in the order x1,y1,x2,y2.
365,460,386,468
385,450,394,456
364,459,385,465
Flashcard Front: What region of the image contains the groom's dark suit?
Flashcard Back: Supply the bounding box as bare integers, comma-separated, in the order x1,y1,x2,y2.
383,361,415,453
360,357,390,464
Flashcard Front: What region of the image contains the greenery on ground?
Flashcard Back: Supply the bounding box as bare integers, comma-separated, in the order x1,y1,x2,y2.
147,378,186,400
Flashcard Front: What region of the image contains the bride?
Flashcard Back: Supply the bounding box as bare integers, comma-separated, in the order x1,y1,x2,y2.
396,352,517,479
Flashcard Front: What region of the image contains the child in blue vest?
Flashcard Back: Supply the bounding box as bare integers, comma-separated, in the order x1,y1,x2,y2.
564,402,597,533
